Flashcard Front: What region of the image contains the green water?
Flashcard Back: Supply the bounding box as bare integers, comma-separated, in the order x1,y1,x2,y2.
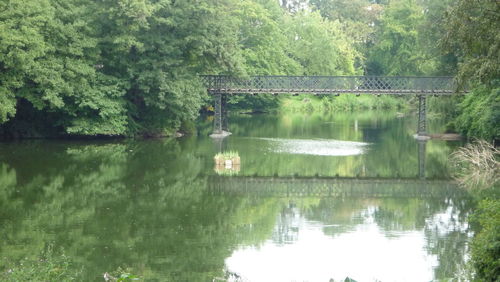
0,111,473,281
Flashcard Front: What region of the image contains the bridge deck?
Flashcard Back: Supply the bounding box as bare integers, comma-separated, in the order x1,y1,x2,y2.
201,75,461,95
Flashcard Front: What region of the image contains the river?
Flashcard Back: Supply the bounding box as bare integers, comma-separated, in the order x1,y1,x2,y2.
0,111,473,281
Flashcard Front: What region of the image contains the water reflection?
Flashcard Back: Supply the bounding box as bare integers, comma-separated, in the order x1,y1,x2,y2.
0,111,472,281
227,196,472,282
220,112,457,179
228,219,437,282
254,137,370,156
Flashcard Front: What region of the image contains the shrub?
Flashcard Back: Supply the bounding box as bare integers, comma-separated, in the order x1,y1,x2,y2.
470,199,500,281
455,85,500,142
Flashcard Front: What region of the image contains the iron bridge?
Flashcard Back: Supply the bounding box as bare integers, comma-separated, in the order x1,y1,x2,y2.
200,75,466,137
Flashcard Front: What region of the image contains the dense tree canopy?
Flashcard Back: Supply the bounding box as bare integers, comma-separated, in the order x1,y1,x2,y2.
441,0,499,85
0,0,497,139
0,0,358,137
441,0,499,141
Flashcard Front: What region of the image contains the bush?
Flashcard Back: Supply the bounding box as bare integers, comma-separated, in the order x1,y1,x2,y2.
455,85,500,142
470,199,500,281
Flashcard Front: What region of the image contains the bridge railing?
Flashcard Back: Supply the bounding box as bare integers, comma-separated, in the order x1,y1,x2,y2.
200,75,459,95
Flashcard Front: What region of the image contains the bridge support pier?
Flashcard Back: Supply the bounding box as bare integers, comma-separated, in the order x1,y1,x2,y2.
210,93,231,138
415,95,430,140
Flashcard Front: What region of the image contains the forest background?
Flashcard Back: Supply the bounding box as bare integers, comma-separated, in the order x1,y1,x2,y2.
0,0,498,140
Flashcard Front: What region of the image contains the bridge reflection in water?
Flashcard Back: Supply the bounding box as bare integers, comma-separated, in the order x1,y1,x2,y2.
208,139,462,199
208,176,460,199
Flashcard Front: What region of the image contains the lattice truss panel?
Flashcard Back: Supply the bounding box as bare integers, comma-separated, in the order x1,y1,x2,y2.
200,75,458,95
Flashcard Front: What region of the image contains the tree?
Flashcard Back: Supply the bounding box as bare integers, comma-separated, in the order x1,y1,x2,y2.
285,11,359,75
441,0,499,85
0,0,247,137
365,0,429,75
226,0,302,111
0,0,126,136
441,0,500,141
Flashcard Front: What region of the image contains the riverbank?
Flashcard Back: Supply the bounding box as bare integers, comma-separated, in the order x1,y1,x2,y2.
450,140,500,281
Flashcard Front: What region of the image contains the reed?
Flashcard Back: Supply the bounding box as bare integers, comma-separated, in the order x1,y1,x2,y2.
450,140,499,189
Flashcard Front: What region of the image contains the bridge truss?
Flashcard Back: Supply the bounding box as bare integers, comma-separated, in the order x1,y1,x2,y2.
201,75,457,95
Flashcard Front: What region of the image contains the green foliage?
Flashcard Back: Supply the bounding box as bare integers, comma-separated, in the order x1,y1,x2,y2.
0,0,241,137
455,85,500,141
417,0,457,75
310,0,453,77
0,0,121,135
366,1,428,75
310,0,382,54
0,0,367,131
227,94,281,112
92,0,236,136
441,0,500,86
281,94,405,112
470,199,500,281
284,11,360,75
236,1,302,76
441,0,499,141
0,0,495,140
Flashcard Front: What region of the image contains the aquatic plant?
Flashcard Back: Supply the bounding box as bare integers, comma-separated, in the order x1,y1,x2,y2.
214,151,240,160
214,151,241,175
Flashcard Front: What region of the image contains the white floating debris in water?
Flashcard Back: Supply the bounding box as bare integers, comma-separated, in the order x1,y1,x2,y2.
256,138,369,156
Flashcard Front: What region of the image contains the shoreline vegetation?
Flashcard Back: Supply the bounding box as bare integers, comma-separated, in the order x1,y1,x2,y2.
450,140,500,281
